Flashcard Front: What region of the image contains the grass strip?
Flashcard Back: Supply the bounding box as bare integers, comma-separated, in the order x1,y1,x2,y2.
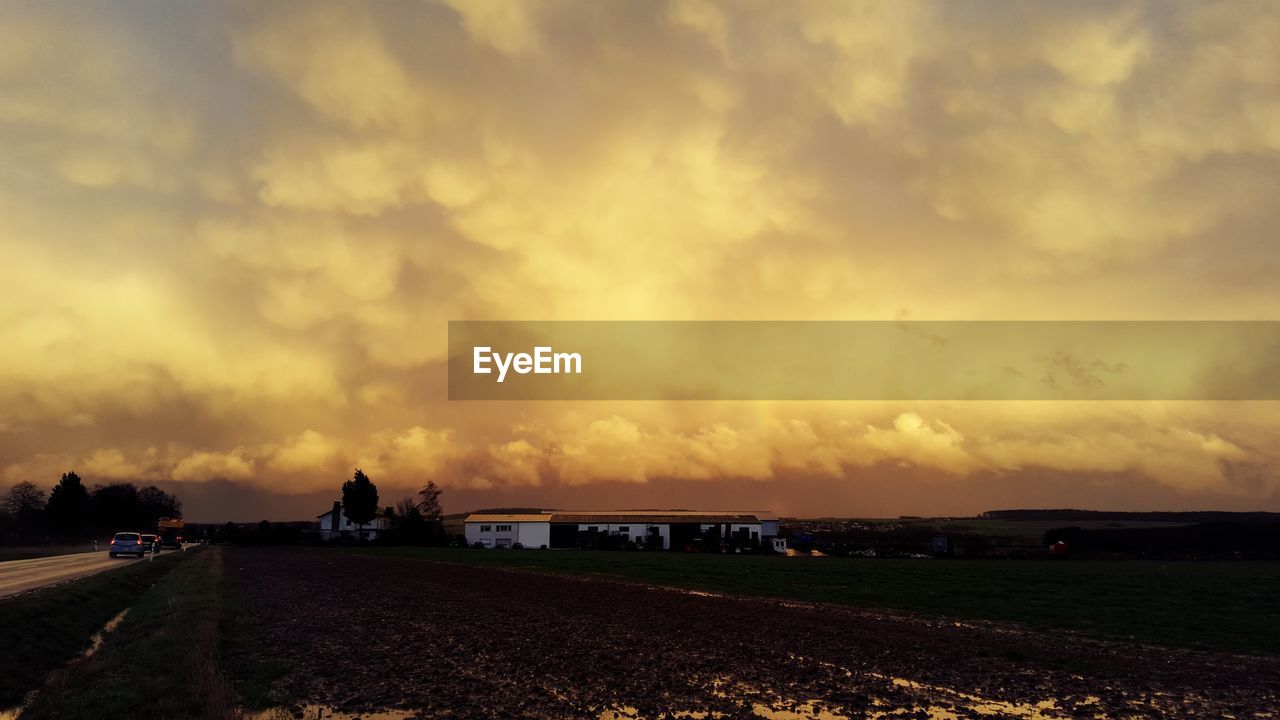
0,552,189,706
353,546,1280,655
21,548,240,720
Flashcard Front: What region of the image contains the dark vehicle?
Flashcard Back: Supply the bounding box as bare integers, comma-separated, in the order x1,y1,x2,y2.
109,532,147,558
157,516,184,548
139,533,161,553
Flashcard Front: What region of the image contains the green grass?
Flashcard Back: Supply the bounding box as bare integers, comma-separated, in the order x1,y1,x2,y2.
21,548,240,720
0,552,191,707
353,547,1280,655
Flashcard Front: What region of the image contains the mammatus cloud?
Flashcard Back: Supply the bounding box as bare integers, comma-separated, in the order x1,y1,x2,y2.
3,405,1273,515
0,1,1278,516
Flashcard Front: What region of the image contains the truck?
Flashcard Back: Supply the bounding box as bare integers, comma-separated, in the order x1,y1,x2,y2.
157,516,185,548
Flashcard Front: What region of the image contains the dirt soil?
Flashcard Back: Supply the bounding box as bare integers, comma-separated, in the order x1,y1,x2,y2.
229,548,1280,719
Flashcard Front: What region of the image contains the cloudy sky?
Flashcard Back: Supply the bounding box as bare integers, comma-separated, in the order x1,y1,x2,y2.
2,0,1278,520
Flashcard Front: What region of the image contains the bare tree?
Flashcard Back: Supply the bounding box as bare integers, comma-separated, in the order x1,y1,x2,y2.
4,481,47,541
418,481,443,521
394,496,421,523
418,481,444,543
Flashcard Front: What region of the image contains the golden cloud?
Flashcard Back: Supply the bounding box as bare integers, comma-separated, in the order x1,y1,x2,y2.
1,1,1278,515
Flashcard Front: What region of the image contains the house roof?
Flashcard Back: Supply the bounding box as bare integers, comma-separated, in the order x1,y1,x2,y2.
317,505,394,520
464,510,776,525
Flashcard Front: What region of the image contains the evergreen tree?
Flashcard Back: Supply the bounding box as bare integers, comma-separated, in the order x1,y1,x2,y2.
46,471,91,540
341,468,379,541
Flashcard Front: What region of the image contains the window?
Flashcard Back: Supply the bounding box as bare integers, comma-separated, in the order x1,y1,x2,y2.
480,525,492,532
617,526,629,532
496,524,512,532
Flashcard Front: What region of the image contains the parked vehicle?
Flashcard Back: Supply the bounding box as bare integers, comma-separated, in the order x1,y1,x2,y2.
109,532,147,558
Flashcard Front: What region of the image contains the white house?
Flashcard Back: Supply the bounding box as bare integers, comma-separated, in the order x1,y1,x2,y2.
463,510,780,550
316,501,393,541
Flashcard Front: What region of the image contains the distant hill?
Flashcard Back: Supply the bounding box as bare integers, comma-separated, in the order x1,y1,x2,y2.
1044,521,1280,559
983,509,1280,523
461,507,706,515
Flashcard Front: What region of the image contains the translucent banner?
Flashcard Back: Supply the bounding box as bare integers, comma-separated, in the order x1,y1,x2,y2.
447,321,1280,400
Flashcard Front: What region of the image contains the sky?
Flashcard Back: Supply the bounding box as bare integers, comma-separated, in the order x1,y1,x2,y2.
1,0,1278,521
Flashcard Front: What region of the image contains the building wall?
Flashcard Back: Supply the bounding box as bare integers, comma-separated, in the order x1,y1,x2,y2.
574,522,667,548
699,523,765,540
463,521,672,549
463,517,775,550
317,511,390,540
320,528,383,540
464,521,551,548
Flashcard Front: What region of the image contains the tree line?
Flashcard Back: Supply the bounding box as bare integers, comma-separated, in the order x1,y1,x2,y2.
340,468,447,544
204,469,448,546
0,472,182,544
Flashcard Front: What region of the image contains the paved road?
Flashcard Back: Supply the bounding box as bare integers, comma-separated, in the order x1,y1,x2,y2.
0,550,155,599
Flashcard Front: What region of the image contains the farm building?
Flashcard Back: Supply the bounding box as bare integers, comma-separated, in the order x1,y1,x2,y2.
463,510,780,551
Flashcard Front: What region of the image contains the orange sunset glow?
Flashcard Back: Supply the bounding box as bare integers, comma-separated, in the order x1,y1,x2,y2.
2,1,1278,520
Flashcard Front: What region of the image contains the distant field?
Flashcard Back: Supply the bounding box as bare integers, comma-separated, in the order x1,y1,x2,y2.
930,518,1191,539
353,547,1280,655
805,517,1191,543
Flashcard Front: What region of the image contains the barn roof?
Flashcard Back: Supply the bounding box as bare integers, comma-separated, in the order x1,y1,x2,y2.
463,510,777,524
464,513,553,523
547,509,762,520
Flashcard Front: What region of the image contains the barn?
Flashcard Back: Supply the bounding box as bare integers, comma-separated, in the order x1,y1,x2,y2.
464,510,780,551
